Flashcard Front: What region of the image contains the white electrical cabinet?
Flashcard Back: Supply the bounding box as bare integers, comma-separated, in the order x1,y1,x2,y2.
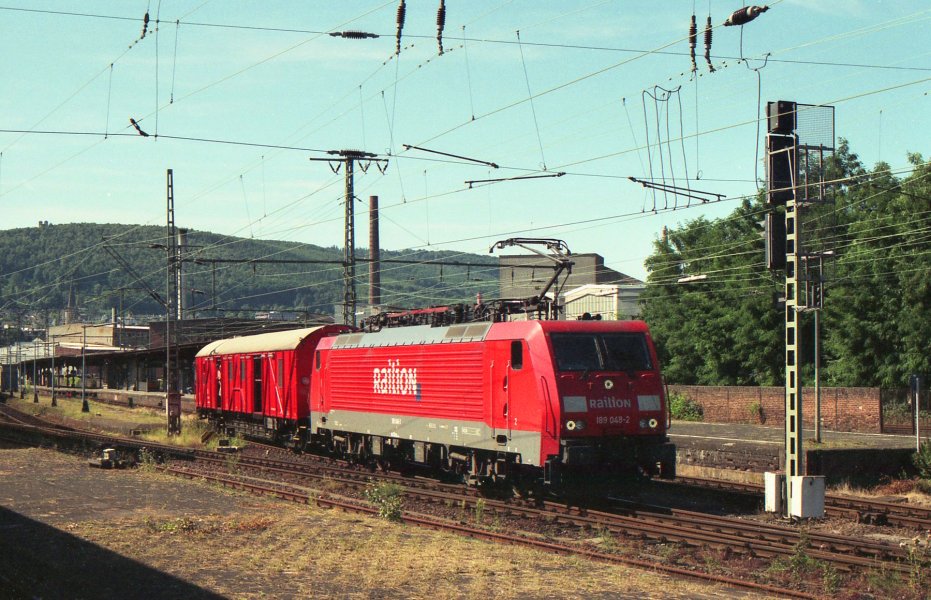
764,471,785,513
788,475,825,519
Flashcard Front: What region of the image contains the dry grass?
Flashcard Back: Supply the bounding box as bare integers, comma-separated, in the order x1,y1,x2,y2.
5,394,245,450
829,480,931,507
136,417,246,450
6,394,165,426
65,472,744,600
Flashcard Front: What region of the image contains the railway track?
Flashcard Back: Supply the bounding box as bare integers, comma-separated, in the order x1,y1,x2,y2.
164,463,820,599
675,474,931,531
3,402,927,598
174,450,915,572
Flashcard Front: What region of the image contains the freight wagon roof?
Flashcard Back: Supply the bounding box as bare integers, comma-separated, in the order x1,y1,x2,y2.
195,326,329,357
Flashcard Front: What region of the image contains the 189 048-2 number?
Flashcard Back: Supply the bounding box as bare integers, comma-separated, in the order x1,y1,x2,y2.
595,415,630,425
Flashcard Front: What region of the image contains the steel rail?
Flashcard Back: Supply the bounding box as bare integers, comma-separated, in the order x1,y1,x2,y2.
181,452,910,573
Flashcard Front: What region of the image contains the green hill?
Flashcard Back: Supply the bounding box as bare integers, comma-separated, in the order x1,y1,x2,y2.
0,223,499,329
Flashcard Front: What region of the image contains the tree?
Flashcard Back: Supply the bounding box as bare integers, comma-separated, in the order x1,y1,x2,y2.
641,142,930,388
823,152,931,387
641,199,782,385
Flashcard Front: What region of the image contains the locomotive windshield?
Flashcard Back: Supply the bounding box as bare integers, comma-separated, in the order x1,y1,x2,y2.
551,332,652,372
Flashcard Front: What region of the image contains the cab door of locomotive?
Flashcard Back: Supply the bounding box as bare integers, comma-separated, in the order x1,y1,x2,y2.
491,353,507,446
491,340,521,445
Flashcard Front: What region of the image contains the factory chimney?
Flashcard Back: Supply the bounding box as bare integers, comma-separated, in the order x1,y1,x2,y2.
368,196,381,306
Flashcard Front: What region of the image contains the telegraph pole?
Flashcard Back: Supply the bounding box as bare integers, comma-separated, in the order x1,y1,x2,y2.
344,156,357,326
81,325,89,413
309,150,388,326
18,342,24,399
50,335,57,407
32,339,38,402
165,169,182,435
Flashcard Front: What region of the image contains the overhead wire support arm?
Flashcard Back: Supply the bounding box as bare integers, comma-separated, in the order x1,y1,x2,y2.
628,176,723,203
190,256,511,269
101,241,168,309
465,172,565,188
402,144,498,168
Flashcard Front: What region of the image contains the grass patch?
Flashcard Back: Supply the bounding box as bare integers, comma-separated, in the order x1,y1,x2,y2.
137,417,247,450
7,394,245,452
6,395,164,426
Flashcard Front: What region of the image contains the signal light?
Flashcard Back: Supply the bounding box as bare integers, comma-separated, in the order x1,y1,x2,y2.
766,133,797,205
766,100,796,134
765,213,786,270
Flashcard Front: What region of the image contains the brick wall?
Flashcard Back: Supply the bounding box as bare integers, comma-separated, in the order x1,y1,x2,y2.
668,385,882,433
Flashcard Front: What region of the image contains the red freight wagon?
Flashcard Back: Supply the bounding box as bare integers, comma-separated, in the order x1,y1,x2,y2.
195,325,350,444
311,319,674,486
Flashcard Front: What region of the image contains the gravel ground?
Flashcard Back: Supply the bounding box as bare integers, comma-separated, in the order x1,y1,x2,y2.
0,446,771,600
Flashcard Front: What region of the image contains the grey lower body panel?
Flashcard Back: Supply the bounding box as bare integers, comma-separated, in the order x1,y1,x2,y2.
313,409,543,466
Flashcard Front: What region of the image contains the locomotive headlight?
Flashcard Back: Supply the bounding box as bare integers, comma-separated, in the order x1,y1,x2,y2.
639,419,646,429
648,418,659,429
565,420,586,431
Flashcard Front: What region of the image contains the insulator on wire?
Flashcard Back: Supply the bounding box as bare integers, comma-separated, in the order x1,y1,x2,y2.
724,5,769,26
129,117,149,137
704,15,715,72
329,30,379,39
140,11,150,40
436,0,446,55
689,14,697,72
395,0,406,55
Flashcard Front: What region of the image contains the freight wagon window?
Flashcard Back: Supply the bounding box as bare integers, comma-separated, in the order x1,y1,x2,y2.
277,358,283,385
510,341,523,370
551,334,601,371
315,351,320,370
602,333,652,372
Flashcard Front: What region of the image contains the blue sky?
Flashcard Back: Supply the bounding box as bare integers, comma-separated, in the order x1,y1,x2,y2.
1,1,928,286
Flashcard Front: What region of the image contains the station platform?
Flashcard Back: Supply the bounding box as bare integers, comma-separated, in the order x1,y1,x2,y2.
668,421,920,483
670,421,918,449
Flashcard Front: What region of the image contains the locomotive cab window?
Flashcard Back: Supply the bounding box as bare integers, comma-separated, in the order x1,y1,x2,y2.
510,341,523,370
551,333,651,372
602,333,651,372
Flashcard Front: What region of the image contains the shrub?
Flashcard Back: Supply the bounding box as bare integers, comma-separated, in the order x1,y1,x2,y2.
748,401,764,423
914,442,931,480
364,482,404,521
138,447,158,472
669,392,703,421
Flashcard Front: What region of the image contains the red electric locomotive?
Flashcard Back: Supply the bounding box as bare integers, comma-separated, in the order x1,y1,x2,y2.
311,319,674,486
